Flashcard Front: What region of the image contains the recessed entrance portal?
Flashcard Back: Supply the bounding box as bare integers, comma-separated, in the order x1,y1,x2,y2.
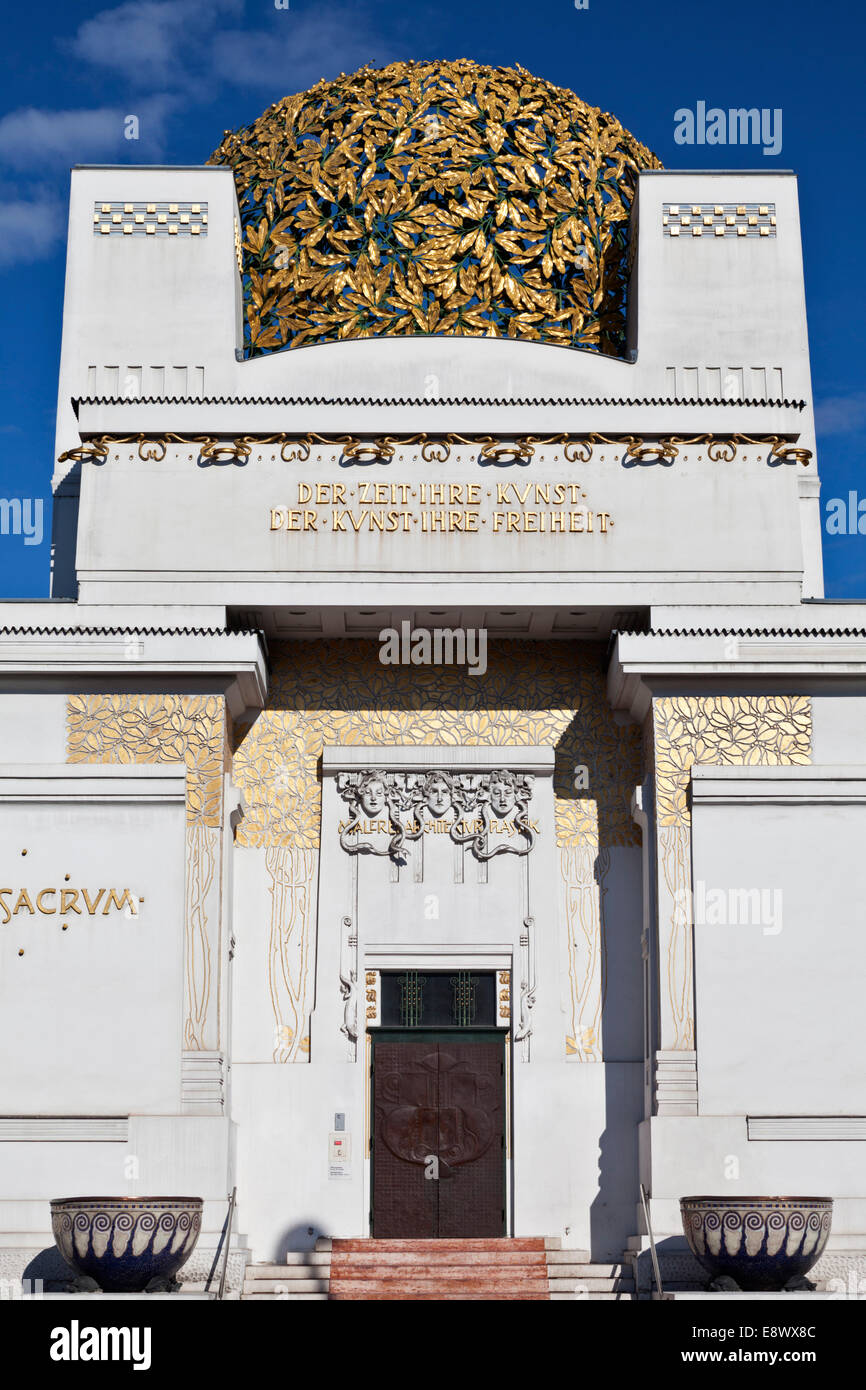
370,972,507,1238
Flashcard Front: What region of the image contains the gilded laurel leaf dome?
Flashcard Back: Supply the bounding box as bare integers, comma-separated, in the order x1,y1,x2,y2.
209,59,661,360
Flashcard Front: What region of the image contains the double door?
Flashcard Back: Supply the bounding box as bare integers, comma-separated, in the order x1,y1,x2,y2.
371,1033,506,1238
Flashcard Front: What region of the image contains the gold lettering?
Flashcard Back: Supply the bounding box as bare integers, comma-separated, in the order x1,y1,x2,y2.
492,512,505,533
570,511,585,533
297,482,312,504
269,508,286,530
332,483,346,505
449,483,463,505
374,483,389,504
358,481,371,503
82,888,106,915
316,483,330,504
61,889,81,915
303,510,317,532
103,889,136,915
0,889,11,924
534,483,549,504
37,889,57,914
286,510,302,531
497,483,510,504
524,511,538,533
553,483,566,505
13,890,34,915
332,510,347,532
598,511,611,533
448,510,464,531
464,510,479,532
466,484,481,504
506,512,521,533
550,511,565,531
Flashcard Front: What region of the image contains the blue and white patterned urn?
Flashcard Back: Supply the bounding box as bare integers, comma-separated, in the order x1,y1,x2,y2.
680,1196,833,1291
51,1197,203,1292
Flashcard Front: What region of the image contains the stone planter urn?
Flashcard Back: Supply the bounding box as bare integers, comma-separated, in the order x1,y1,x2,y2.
51,1197,203,1292
680,1196,833,1291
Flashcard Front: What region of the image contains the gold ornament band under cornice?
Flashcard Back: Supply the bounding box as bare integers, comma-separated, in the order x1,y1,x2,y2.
59,433,814,467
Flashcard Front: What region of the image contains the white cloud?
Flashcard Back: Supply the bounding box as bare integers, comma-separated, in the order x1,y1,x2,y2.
0,193,64,267
815,394,866,438
67,0,243,87
0,98,179,171
209,9,399,92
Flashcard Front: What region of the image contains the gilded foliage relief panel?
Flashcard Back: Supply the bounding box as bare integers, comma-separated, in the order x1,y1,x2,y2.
231,640,641,851
653,695,812,827
66,694,230,1057
66,694,228,827
652,695,811,1056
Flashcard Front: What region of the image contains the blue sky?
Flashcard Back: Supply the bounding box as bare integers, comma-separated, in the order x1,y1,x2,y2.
1,0,864,598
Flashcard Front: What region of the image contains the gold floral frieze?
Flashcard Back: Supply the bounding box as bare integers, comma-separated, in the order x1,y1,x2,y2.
66,694,229,827
653,695,812,827
232,640,640,850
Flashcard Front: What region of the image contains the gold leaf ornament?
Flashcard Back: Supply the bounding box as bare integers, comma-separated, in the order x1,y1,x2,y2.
208,59,661,359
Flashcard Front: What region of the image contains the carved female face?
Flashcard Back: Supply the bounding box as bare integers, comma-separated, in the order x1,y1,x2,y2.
425,775,452,816
359,778,386,816
489,776,516,816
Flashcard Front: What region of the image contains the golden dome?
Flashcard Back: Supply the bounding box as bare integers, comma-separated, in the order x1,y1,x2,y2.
209,59,661,359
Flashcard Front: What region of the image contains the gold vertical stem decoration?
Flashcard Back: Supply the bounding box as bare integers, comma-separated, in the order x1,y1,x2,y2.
266,846,316,1062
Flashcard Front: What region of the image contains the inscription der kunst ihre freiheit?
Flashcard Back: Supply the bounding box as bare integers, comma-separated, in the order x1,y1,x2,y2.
270,481,613,535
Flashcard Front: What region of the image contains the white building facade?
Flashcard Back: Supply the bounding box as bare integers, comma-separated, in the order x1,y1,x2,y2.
1,63,864,1294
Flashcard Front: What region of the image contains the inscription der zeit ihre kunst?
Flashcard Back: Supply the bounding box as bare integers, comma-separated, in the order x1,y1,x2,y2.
269,481,613,535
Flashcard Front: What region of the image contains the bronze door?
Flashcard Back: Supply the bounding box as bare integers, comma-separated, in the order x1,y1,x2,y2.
372,1036,505,1238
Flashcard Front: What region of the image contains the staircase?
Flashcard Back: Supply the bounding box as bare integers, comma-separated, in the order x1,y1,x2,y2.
330,1238,550,1300
242,1238,635,1300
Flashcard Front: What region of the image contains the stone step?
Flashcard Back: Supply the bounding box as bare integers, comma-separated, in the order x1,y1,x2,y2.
330,1249,547,1267
283,1252,331,1266
328,1284,553,1295
330,1264,547,1281
244,1284,332,1295
242,1278,330,1295
547,1263,632,1278
328,1245,544,1256
548,1277,635,1292
330,1278,550,1295
553,1284,633,1295
545,1249,592,1265
245,1263,330,1279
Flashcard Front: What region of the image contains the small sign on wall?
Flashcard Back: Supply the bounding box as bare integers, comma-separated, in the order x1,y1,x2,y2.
329,1132,351,1179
